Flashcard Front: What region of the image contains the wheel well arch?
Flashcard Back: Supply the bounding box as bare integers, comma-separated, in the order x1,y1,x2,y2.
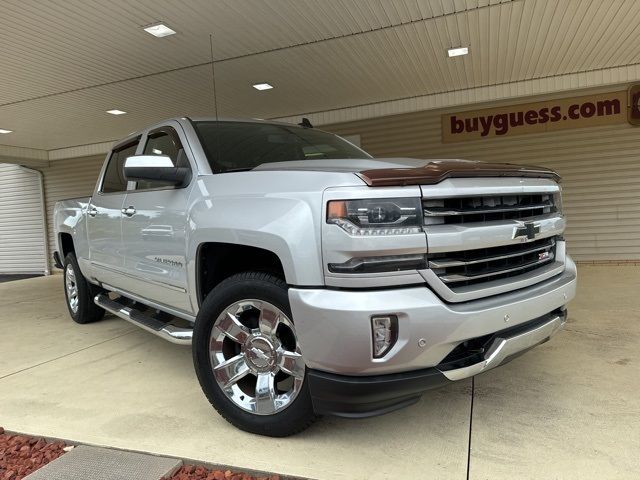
59,232,75,258
196,242,286,306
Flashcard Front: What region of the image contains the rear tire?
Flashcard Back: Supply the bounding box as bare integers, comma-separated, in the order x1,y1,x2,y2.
193,271,318,436
63,252,105,324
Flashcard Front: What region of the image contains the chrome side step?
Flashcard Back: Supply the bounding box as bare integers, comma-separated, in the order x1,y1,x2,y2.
94,293,193,345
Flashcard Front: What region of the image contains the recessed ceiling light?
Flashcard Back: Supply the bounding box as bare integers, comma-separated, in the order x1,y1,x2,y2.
447,46,469,57
252,83,273,91
0,128,12,134
106,109,127,115
143,23,177,38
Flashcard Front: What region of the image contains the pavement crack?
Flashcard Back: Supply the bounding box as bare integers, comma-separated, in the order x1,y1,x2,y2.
466,376,475,480
563,327,619,339
0,330,136,381
0,294,60,308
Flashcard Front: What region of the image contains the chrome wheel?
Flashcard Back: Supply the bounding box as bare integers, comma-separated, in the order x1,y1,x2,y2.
65,263,79,313
209,299,305,415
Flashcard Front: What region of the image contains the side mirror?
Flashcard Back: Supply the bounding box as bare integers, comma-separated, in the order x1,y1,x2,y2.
124,155,191,187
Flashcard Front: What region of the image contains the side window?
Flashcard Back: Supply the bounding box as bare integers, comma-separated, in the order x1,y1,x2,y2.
101,141,138,193
136,128,189,190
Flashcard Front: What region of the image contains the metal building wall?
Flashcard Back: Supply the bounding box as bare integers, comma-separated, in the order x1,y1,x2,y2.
0,164,47,274
326,107,640,262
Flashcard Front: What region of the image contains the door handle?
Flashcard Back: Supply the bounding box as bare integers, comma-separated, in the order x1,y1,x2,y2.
88,206,97,217
121,206,136,217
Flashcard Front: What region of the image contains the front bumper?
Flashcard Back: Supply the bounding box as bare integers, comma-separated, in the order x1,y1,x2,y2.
289,255,576,376
308,308,567,417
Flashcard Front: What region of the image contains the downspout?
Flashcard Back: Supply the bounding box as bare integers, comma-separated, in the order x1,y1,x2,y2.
19,166,51,275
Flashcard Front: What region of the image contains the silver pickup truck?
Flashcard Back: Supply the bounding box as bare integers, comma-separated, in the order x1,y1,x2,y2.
54,117,576,436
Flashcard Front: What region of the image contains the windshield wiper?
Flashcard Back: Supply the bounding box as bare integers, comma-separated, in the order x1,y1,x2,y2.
223,167,255,173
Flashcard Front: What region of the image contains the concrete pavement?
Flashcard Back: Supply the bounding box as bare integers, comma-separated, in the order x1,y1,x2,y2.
1,266,638,479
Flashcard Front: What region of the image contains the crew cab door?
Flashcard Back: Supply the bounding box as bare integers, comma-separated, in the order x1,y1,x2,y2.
86,137,140,286
120,124,194,313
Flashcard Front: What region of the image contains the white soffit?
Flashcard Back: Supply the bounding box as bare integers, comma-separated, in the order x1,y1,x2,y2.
2,0,640,151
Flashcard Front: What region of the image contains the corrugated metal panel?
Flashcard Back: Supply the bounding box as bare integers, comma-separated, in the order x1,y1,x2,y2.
325,97,640,262
40,155,105,269
0,164,46,273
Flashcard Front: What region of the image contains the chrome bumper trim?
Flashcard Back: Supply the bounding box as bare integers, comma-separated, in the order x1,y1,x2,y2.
438,312,565,381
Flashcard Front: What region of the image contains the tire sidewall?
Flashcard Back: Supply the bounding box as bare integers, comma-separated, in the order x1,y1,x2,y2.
63,253,101,324
192,273,315,436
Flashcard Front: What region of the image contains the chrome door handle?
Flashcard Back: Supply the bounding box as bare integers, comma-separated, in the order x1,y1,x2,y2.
121,206,136,217
88,207,97,217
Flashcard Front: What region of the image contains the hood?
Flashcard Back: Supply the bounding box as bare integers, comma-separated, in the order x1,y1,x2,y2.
252,157,430,173
253,158,560,186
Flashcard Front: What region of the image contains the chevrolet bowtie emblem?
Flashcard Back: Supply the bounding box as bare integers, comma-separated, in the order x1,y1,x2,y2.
250,347,270,361
514,221,540,240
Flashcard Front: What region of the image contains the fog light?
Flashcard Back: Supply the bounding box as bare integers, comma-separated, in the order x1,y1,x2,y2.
371,315,398,358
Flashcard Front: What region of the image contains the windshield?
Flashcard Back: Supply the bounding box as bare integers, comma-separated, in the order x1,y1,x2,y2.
193,121,372,173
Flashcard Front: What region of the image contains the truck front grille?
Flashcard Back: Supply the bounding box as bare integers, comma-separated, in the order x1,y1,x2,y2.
421,180,565,301
423,193,557,225
429,237,557,288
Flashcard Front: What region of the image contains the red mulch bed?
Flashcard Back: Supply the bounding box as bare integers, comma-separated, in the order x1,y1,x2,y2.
0,427,67,480
168,465,281,480
0,426,281,480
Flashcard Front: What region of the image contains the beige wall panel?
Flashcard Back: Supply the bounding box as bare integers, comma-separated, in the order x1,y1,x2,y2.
40,155,105,270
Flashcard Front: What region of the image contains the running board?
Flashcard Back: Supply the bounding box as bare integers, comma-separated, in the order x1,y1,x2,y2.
94,293,193,345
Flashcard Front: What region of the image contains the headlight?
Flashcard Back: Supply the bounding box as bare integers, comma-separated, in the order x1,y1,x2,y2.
553,190,563,215
327,197,423,235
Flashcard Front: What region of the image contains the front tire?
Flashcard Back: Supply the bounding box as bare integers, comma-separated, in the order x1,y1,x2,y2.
63,252,105,324
193,272,317,436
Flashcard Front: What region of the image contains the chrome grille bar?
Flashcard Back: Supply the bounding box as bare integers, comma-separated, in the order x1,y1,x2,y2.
429,238,556,269
428,235,558,288
438,254,555,284
423,193,557,225
424,201,553,217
